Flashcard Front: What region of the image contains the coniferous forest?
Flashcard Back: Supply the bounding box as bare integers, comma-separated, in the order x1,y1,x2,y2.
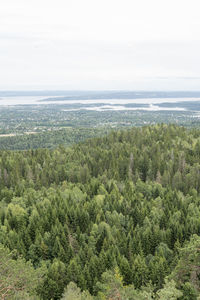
1,124,200,299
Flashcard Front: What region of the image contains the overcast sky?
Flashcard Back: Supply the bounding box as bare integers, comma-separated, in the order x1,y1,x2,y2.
1,0,200,90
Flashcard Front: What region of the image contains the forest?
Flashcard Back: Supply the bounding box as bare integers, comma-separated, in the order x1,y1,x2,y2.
1,124,200,299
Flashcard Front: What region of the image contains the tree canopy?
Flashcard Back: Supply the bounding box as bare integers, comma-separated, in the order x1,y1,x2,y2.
1,124,200,299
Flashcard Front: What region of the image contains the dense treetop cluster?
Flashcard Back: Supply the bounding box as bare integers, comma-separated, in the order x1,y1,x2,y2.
1,124,200,299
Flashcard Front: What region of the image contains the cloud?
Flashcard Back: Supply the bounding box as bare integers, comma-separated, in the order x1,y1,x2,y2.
1,0,200,90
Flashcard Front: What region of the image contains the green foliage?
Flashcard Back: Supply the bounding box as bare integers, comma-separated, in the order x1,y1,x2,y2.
156,279,182,300
61,282,92,300
179,282,198,300
1,125,200,299
0,244,44,299
170,234,200,297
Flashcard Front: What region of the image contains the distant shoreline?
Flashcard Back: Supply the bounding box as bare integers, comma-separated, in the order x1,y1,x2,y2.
1,91,200,98
0,93,200,113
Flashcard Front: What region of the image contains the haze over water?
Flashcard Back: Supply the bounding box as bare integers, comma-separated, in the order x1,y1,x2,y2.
1,91,200,112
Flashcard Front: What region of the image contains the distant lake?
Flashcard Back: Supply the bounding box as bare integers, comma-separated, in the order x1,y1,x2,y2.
1,92,200,112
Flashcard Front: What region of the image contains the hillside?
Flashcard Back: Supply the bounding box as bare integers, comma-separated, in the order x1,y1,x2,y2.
1,124,200,299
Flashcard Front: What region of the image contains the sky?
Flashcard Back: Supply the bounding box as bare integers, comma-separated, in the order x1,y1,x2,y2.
1,0,200,91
